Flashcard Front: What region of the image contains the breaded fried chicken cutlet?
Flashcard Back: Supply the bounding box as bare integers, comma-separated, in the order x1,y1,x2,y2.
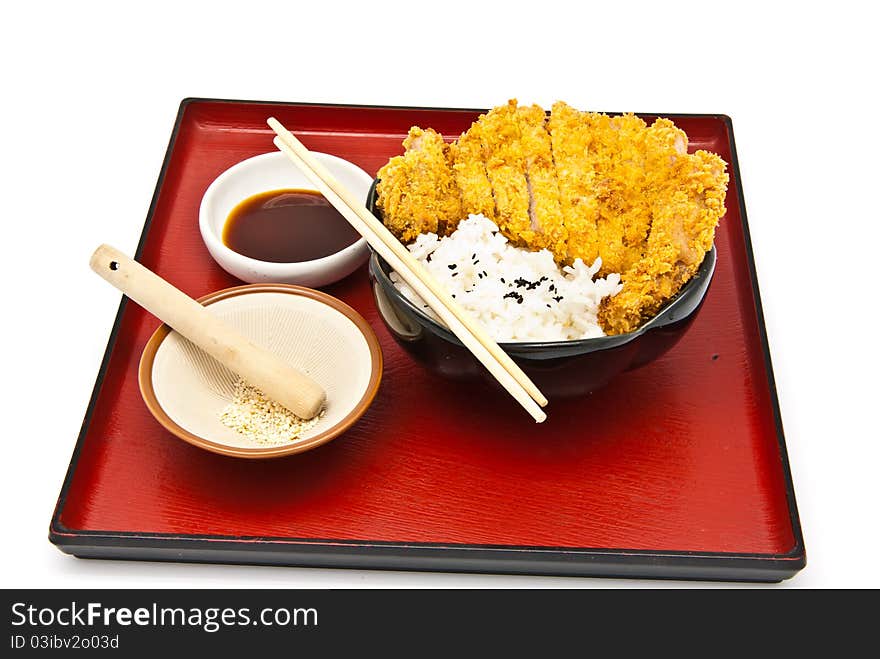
375,100,729,335
517,102,567,256
449,122,496,222
548,101,601,267
598,148,728,334
375,127,461,242
477,101,535,248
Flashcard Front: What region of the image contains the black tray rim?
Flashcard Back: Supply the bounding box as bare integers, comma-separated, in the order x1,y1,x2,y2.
49,97,806,582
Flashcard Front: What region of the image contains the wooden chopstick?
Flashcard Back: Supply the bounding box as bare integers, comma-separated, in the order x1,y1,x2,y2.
267,118,548,422
270,134,546,423
267,118,547,409
268,119,548,410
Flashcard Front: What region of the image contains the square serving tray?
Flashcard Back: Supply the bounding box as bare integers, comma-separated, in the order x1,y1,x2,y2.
50,98,805,581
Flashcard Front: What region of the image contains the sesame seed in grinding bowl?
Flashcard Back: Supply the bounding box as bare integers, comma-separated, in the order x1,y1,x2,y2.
138,283,382,459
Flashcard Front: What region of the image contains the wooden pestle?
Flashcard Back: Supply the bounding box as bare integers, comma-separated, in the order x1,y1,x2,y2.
90,244,326,419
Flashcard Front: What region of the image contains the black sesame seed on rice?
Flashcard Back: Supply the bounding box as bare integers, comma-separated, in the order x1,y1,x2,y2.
503,291,524,304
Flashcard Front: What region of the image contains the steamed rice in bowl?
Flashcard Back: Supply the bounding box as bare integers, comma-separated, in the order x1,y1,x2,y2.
390,215,622,343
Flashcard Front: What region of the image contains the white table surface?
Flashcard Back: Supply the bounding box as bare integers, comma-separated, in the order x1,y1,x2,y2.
2,0,876,588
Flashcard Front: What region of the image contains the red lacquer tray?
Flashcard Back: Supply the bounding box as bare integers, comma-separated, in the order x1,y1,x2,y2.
50,99,805,581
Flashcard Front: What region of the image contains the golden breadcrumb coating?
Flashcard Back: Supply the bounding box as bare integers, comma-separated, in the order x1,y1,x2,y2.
548,101,601,266
592,113,651,275
516,103,567,255
449,121,497,221
376,127,461,242
375,100,729,335
477,100,536,248
375,153,420,239
598,148,729,334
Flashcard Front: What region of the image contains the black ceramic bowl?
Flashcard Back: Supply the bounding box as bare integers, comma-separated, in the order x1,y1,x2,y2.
366,180,716,397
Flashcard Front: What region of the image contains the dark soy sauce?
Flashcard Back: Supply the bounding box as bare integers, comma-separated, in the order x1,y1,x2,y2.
222,189,360,263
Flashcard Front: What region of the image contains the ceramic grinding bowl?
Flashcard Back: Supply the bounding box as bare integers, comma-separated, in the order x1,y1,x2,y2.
139,284,382,458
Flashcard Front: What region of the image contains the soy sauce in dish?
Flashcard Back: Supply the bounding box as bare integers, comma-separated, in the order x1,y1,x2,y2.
222,189,360,263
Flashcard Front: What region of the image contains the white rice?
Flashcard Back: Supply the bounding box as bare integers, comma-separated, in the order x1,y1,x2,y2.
390,215,622,342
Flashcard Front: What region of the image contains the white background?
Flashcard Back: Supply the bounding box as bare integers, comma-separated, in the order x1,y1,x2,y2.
2,1,876,588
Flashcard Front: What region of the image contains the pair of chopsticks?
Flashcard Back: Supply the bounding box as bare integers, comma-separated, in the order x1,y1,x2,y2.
267,118,549,423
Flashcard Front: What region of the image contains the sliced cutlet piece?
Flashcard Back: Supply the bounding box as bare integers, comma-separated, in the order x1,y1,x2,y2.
516,103,567,256
597,116,688,276
589,112,650,275
402,127,462,237
548,101,600,267
375,127,462,243
643,117,689,197
598,147,728,335
612,113,653,251
477,100,535,247
449,121,497,221
376,153,426,243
